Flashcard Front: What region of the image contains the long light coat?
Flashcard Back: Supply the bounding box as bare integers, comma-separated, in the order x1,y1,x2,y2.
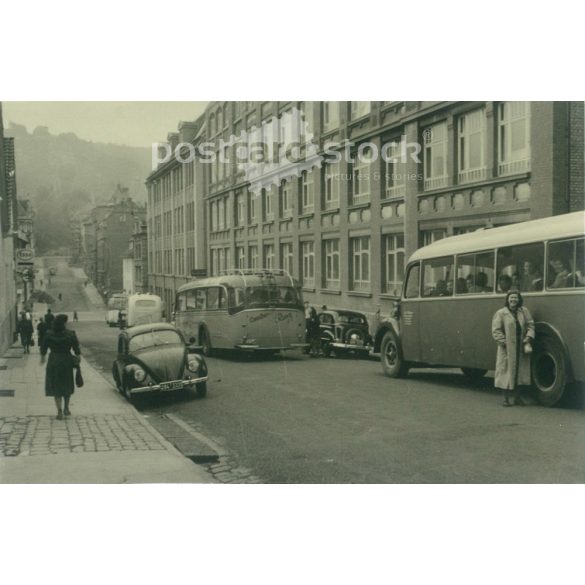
491,306,535,389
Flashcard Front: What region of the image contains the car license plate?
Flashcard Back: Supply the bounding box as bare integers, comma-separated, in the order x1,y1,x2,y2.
160,381,183,391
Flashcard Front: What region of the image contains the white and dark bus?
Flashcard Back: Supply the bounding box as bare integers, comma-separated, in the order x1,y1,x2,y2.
374,211,585,406
174,269,307,355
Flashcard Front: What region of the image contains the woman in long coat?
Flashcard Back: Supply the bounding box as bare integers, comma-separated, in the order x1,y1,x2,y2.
40,313,81,420
491,290,535,406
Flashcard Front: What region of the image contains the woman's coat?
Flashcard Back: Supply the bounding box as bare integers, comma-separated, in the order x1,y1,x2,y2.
491,306,535,389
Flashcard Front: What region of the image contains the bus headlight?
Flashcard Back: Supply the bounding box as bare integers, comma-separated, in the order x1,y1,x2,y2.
133,368,146,382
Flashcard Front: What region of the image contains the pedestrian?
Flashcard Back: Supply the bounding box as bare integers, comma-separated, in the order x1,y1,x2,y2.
491,290,535,406
17,312,34,354
40,279,43,287
84,280,88,287
307,307,321,358
45,308,55,330
37,317,48,347
40,314,81,420
58,293,62,301
73,310,79,322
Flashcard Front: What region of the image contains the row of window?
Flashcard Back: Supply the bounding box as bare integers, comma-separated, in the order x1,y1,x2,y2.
403,237,585,299
208,234,405,295
149,161,195,203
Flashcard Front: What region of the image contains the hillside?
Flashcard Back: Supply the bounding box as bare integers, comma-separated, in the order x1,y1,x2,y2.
5,123,152,252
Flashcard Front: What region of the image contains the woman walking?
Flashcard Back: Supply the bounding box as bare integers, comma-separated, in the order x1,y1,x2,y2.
40,314,81,420
17,312,34,353
491,290,535,406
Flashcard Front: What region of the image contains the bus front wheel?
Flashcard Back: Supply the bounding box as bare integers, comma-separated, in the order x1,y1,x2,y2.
532,336,568,406
381,331,409,378
199,329,212,357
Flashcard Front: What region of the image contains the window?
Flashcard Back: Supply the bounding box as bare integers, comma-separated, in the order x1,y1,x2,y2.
458,109,486,183
456,251,495,294
280,242,293,275
404,264,420,298
236,246,245,269
383,234,405,295
194,289,207,310
497,242,544,293
322,102,339,131
207,287,225,310
249,245,259,269
350,102,370,119
384,138,406,198
263,244,275,269
300,170,314,214
279,180,292,218
498,102,531,175
323,162,341,210
351,236,370,291
351,146,373,205
324,239,340,289
301,241,315,288
421,229,447,247
300,102,315,139
547,238,585,289
422,256,454,297
263,188,274,221
248,190,258,224
423,122,448,190
235,192,245,226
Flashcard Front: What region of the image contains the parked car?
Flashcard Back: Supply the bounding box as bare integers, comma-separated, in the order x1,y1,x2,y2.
112,322,208,401
318,310,372,358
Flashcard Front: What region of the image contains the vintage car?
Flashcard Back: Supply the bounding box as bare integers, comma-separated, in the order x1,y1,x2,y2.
318,310,372,358
112,322,208,401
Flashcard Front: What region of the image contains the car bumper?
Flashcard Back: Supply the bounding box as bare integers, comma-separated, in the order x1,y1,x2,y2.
331,342,369,352
234,343,309,351
129,376,208,395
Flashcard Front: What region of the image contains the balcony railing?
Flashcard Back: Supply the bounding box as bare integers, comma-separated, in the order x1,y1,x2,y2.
498,158,531,176
423,175,448,191
458,167,487,184
385,185,405,199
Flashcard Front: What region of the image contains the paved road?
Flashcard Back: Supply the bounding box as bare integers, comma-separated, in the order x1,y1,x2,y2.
48,262,585,483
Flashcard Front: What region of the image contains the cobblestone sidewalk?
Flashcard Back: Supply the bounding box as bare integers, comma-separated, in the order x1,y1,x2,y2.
0,414,167,457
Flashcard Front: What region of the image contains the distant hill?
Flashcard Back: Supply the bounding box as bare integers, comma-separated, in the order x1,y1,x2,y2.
5,123,152,253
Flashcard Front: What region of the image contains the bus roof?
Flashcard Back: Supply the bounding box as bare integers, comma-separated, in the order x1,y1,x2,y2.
177,270,297,293
410,211,585,263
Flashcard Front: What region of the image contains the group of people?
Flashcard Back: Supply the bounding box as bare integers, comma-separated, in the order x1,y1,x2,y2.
16,308,82,420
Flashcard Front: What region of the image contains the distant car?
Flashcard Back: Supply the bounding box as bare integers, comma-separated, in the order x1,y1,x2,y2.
318,310,372,358
112,322,208,401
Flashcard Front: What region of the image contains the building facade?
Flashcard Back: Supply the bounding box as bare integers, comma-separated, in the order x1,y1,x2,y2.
147,101,584,325
130,221,148,293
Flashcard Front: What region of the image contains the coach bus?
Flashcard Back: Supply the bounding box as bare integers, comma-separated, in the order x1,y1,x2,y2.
106,293,128,326
374,211,585,406
173,269,307,355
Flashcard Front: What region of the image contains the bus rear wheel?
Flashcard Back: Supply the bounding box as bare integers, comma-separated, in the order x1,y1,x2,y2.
200,329,212,357
532,336,568,406
380,331,409,378
461,367,487,382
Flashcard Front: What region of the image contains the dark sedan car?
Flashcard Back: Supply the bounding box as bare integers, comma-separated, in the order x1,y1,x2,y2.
112,322,208,401
318,310,372,358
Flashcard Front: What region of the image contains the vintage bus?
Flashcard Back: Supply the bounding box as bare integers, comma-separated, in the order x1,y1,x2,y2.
374,211,585,406
173,269,307,355
106,293,128,326
125,293,163,327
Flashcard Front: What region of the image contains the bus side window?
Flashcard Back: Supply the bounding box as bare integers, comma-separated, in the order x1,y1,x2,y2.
207,287,220,310
548,238,584,289
175,293,187,312
422,256,454,297
575,238,585,287
218,287,228,309
195,289,207,310
497,242,544,292
404,264,420,299
456,251,494,294
185,290,197,311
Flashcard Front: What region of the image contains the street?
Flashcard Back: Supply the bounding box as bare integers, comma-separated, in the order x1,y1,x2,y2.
47,261,585,483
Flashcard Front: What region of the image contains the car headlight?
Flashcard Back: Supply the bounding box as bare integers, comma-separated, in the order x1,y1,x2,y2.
187,357,201,372
349,332,363,345
133,368,146,382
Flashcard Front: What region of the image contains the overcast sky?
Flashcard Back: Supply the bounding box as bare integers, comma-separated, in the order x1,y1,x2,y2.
2,102,208,148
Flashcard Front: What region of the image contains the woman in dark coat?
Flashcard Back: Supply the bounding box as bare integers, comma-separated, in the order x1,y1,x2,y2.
307,307,322,358
40,313,81,420
492,290,535,406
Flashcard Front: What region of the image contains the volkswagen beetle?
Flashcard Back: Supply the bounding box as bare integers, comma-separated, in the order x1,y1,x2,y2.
318,310,372,358
112,322,208,401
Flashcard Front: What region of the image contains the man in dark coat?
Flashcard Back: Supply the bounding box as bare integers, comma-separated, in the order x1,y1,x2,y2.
37,317,48,347
45,308,55,330
17,313,34,353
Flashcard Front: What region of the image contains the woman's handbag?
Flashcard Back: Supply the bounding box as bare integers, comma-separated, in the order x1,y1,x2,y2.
30,338,35,347
75,366,84,388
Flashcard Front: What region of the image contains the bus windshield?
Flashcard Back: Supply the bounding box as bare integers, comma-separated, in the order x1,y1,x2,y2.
227,285,303,313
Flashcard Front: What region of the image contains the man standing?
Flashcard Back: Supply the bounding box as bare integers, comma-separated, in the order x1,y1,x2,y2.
45,308,55,330
17,312,34,354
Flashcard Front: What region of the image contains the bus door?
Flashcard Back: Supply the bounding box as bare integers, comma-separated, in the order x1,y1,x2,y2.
418,256,457,366
399,263,422,362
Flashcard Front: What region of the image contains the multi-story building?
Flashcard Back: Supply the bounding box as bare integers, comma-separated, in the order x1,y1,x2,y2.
130,221,148,293
146,120,205,316
0,102,18,354
148,101,584,325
